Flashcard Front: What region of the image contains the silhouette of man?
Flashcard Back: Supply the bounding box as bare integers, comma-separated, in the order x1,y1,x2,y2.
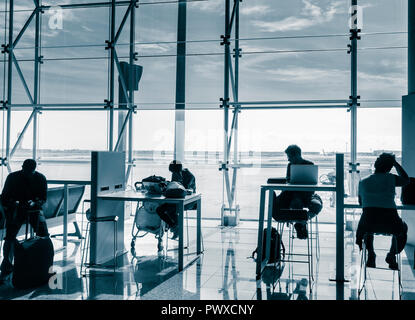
356,153,409,270
272,145,322,239
0,159,49,282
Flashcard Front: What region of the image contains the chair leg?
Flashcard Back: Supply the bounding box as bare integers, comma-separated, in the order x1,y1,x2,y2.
315,216,320,260
358,242,367,297
113,220,117,273
80,221,90,276
309,220,314,279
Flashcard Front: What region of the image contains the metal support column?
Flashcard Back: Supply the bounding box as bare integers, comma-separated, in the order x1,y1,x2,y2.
126,0,136,182
348,0,361,197
108,0,116,151
221,0,240,226
174,0,186,163
33,2,41,160
5,0,14,171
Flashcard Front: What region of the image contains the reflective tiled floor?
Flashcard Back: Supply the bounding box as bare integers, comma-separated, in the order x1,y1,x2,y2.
0,213,414,300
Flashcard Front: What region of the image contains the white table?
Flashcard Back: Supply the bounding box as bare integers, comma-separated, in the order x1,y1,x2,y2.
256,153,345,282
256,183,337,279
97,190,202,271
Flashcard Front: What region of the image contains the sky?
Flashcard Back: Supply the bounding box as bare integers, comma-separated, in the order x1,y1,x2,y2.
0,0,409,153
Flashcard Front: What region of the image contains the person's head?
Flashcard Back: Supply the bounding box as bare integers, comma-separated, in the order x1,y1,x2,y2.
169,160,183,173
22,159,36,176
285,145,302,164
374,153,395,173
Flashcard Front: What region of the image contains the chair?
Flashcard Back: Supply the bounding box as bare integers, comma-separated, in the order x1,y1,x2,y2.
358,232,402,299
274,209,318,293
80,211,119,276
131,202,204,259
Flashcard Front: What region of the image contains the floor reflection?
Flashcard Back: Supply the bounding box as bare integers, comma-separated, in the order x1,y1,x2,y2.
0,221,411,300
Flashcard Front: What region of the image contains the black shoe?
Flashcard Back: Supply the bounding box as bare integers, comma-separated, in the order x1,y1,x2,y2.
385,253,399,270
169,225,179,240
294,223,308,239
366,252,376,268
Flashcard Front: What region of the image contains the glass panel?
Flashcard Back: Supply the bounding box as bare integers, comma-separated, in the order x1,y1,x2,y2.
130,110,175,189
237,108,350,223
185,110,223,219
36,110,107,180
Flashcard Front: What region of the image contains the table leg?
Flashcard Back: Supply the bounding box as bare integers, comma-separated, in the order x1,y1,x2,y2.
256,188,266,280
63,184,68,247
178,203,184,271
335,153,345,282
197,198,202,254
265,189,274,262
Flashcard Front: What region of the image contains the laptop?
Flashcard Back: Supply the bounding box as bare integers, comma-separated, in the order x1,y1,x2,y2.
289,165,318,185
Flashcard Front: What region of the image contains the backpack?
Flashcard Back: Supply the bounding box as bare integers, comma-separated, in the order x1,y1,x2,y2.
401,177,415,205
252,227,285,263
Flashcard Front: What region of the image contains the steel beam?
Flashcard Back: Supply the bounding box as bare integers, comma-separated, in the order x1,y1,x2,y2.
126,0,136,182
12,53,34,104
108,0,116,151
6,0,14,170
174,0,186,162
114,2,133,45
114,109,132,151
33,0,40,160
13,9,37,48
10,110,36,158
349,0,359,197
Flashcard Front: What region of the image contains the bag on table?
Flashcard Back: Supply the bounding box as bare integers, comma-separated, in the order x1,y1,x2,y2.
135,175,167,195
164,181,187,198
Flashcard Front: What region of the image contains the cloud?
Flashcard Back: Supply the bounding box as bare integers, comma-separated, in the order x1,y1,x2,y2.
252,0,344,32
188,0,223,13
240,5,270,16
264,66,346,82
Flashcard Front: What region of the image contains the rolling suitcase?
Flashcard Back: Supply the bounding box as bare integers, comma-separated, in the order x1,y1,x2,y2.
12,211,54,289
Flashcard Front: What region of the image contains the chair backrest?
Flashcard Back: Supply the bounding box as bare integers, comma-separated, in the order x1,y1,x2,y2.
40,185,86,220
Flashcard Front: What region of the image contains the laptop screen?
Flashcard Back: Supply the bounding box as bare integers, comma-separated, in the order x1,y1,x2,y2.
290,165,318,184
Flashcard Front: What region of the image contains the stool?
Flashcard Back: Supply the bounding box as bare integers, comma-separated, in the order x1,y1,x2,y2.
80,214,119,276
358,232,402,299
275,209,316,293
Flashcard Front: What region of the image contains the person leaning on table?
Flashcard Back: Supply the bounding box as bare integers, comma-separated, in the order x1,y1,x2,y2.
356,153,409,270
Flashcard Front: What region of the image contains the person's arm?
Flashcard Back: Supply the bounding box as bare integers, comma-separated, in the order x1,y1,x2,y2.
393,159,410,187
0,174,15,208
358,181,362,206
286,163,291,183
31,174,47,209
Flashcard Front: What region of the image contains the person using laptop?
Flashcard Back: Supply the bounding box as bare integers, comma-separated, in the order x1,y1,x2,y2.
355,153,409,270
272,145,323,239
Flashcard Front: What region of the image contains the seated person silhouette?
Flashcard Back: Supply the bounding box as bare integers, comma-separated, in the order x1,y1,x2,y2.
356,153,409,270
0,159,49,283
156,160,196,240
272,145,322,239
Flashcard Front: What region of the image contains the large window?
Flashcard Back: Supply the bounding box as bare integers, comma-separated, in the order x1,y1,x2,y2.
0,0,409,224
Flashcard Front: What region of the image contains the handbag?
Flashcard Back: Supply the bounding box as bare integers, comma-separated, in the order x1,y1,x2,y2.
135,175,167,195
164,181,187,198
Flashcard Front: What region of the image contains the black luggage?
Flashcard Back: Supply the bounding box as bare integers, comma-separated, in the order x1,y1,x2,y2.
12,214,54,289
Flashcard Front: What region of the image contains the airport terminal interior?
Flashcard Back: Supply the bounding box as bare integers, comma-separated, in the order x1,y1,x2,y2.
0,0,415,301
